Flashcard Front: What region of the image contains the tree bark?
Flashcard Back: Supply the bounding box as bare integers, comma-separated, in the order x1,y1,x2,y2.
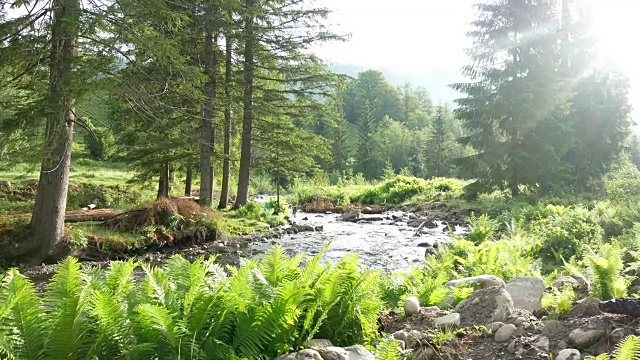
199,8,218,207
185,166,193,196
30,0,80,262
157,162,170,199
234,0,255,209
218,25,233,209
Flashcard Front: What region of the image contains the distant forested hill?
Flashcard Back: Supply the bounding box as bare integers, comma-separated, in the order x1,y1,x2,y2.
329,63,463,105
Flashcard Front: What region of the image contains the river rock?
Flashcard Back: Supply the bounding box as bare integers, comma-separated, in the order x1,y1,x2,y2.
292,224,315,232
534,336,550,352
552,275,590,298
456,287,514,326
392,330,409,343
489,322,505,333
513,316,526,327
295,350,323,360
446,275,506,289
435,313,460,328
556,349,581,360
309,339,333,349
404,296,421,316
505,277,545,312
318,347,349,360
568,328,604,348
341,211,361,222
344,345,375,360
494,324,517,343
276,354,296,360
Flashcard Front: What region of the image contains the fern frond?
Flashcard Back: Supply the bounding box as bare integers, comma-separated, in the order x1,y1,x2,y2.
0,269,47,360
375,337,401,360
613,335,640,360
44,257,94,359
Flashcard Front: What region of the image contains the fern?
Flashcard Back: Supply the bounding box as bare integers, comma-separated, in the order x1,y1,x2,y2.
587,335,640,360
614,335,640,360
0,270,47,360
587,244,628,300
43,257,93,359
375,338,401,360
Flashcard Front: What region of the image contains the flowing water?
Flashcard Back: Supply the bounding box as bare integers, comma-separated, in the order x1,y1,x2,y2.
247,211,466,272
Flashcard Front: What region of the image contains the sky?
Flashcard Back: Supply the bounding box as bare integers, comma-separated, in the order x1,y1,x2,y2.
313,0,640,116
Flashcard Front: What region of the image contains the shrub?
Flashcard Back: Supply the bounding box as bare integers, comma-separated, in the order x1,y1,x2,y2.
531,205,603,273
586,243,629,300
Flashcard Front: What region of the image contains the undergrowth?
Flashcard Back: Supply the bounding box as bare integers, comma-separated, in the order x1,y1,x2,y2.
0,246,383,360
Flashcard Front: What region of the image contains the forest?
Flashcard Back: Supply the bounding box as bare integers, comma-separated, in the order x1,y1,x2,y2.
3,0,640,359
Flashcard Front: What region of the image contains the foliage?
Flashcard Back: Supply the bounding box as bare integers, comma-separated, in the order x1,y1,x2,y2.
465,213,496,245
355,176,467,205
541,285,576,319
585,244,629,300
0,247,383,359
374,337,401,360
585,335,640,360
532,205,603,273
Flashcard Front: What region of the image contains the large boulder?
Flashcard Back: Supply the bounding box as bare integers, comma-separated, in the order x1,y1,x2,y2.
455,286,514,326
505,276,545,312
295,349,323,360
446,275,506,289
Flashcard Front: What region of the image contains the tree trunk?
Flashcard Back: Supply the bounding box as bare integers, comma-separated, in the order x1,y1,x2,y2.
185,166,193,196
234,0,255,209
199,9,218,207
157,162,170,199
218,25,233,209
30,0,80,262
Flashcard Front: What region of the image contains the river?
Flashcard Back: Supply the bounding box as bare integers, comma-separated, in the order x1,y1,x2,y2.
247,211,466,272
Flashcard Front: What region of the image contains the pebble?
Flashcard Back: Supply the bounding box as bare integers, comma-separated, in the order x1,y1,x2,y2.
494,324,517,343
514,317,526,327
404,296,420,316
556,349,581,360
392,330,409,344
489,322,506,333
507,340,517,353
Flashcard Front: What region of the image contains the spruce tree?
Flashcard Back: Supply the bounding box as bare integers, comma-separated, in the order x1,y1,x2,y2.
452,0,571,196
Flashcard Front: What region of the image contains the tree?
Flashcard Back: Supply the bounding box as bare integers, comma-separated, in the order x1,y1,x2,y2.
234,0,256,208
218,9,236,209
452,0,571,196
199,1,220,207
355,99,380,179
234,0,343,208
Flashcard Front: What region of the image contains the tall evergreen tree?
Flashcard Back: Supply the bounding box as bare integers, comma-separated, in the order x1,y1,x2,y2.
452,0,571,196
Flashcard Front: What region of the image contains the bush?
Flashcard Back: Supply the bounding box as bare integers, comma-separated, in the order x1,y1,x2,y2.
466,213,496,245
531,205,603,273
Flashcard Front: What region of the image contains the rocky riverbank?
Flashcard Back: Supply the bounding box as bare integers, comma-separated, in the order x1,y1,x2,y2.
277,274,640,360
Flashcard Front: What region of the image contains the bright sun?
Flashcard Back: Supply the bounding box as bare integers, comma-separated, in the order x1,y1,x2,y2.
590,0,640,108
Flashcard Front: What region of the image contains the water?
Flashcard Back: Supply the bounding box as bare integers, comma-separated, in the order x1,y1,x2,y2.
248,211,466,272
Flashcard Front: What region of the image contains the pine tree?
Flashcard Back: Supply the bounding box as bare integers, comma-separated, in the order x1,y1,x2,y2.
452,0,571,196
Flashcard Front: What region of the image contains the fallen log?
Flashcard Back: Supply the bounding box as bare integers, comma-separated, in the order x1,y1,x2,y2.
64,209,117,223
4,208,117,223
